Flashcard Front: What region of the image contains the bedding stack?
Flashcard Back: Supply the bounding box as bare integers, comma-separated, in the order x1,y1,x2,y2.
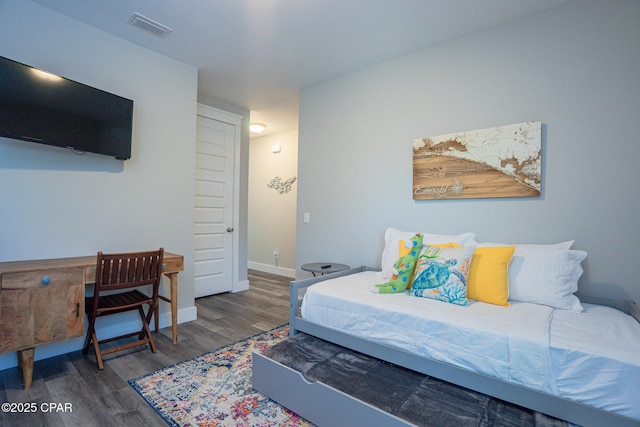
299,227,640,421
374,227,586,312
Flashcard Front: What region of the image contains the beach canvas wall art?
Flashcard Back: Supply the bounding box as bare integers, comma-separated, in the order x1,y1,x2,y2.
413,121,542,200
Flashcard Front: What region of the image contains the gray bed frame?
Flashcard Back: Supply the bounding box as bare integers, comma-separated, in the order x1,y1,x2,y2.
254,266,640,427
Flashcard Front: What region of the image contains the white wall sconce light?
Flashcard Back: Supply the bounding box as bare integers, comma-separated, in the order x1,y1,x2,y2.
271,144,281,153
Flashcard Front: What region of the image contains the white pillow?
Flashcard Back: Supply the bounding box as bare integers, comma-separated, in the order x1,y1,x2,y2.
380,227,476,279
508,247,587,312
477,241,574,249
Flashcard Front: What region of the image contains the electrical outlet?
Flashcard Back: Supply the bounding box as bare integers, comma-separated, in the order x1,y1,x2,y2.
273,250,279,258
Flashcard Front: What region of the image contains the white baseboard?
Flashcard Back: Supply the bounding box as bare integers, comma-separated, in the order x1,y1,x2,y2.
0,305,198,371
248,261,296,278
155,304,198,328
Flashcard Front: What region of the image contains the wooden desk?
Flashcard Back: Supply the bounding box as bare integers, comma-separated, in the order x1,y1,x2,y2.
0,252,183,388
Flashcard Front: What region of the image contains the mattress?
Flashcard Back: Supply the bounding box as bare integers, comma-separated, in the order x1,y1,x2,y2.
300,271,640,420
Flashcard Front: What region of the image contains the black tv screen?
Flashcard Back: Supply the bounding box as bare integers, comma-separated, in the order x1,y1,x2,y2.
0,55,133,160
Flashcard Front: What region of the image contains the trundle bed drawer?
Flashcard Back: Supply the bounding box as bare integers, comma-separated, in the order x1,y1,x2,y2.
252,351,413,427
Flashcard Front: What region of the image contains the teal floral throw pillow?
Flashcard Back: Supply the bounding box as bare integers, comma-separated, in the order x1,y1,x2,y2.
407,246,476,306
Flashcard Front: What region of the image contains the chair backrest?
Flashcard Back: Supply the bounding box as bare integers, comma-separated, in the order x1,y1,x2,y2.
94,248,164,295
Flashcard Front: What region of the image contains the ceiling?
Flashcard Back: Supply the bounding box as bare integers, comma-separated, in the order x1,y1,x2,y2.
32,0,572,138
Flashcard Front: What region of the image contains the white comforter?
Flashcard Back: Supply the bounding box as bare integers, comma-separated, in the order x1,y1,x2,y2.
301,271,640,420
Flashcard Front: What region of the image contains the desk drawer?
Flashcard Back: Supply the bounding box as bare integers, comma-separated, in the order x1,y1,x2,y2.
1,268,84,290
162,255,184,273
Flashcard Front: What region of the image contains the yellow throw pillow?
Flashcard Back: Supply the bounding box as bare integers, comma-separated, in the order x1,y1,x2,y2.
399,240,461,256
429,242,462,249
398,240,412,257
467,246,515,306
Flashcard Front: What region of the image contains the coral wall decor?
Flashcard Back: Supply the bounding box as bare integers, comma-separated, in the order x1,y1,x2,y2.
413,121,541,200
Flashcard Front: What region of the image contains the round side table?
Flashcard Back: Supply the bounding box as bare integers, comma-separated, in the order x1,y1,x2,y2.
301,262,350,277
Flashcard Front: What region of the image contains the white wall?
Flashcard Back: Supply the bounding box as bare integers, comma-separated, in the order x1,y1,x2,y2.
0,0,198,368
248,130,298,277
296,0,640,303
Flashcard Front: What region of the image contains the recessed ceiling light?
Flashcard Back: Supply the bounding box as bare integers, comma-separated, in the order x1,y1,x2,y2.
249,123,266,133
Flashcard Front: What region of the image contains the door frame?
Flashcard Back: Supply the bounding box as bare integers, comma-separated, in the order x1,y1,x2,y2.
197,103,248,293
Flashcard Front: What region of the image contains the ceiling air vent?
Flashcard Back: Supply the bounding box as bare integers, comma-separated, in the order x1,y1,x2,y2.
128,13,172,38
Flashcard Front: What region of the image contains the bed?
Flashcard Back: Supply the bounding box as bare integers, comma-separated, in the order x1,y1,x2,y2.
253,229,640,427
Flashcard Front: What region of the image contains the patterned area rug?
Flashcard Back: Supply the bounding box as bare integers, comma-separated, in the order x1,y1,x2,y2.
129,325,313,427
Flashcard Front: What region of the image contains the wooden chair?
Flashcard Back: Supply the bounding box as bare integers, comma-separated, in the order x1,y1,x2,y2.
83,248,164,369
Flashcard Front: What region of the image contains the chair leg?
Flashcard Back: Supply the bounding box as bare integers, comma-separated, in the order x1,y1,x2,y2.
86,301,160,369
138,306,157,354
83,316,95,355
92,331,104,370
139,303,154,340
147,301,157,331
154,302,159,333
83,315,104,369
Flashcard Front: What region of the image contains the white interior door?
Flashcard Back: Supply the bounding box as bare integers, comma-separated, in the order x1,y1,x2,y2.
194,115,235,297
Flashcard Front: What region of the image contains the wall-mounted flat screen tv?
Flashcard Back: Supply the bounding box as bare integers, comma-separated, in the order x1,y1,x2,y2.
0,55,133,160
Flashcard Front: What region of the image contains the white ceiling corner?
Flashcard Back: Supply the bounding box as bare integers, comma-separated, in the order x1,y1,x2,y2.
31,0,573,137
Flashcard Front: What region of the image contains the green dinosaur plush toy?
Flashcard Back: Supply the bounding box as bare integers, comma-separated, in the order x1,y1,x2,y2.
371,233,423,294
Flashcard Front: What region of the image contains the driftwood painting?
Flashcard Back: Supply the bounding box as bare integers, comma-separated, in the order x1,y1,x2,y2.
413,121,541,200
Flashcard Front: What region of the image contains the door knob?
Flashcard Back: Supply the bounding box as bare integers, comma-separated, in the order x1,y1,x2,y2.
227,227,234,232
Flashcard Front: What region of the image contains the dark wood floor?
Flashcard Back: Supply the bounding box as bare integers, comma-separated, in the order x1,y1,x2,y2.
0,270,291,427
